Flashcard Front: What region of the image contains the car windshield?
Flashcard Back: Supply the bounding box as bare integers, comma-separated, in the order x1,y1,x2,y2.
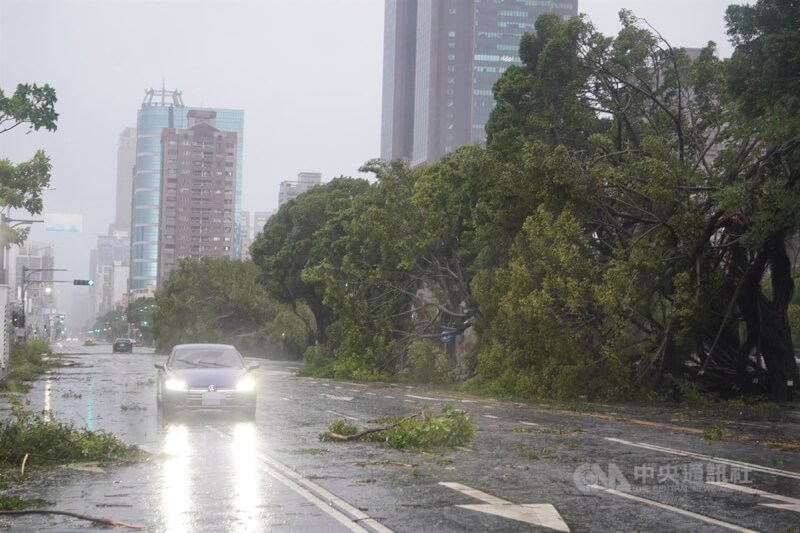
169,348,243,369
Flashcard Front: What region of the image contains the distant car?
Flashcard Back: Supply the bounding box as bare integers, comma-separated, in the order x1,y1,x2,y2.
154,343,258,418
112,338,133,353
83,338,95,346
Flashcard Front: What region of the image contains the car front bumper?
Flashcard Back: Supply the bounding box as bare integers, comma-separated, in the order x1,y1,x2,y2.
162,387,256,410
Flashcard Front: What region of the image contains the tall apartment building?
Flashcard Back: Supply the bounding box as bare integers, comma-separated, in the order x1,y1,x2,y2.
278,172,322,206
157,110,238,286
381,0,579,166
109,127,136,235
130,87,244,294
253,210,274,239
93,233,131,317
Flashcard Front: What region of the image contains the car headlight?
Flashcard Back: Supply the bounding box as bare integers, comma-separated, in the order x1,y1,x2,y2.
236,376,256,392
165,378,187,391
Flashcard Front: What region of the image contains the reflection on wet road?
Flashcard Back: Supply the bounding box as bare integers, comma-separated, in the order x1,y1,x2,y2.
5,343,799,532
159,422,269,532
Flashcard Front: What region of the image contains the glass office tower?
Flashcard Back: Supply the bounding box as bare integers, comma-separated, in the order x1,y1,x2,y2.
130,88,244,293
381,0,578,166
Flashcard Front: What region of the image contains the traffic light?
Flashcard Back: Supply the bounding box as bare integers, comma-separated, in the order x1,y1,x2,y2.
10,311,24,328
73,279,95,286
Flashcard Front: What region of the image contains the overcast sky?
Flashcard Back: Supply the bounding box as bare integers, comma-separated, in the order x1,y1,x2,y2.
0,0,740,328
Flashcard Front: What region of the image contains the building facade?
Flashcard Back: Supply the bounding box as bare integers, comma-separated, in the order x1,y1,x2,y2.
109,127,136,235
381,0,578,165
157,110,238,286
93,233,130,317
253,210,274,238
278,172,322,207
14,244,56,339
130,87,244,294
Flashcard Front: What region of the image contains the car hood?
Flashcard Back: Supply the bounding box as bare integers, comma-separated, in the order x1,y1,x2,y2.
166,367,248,387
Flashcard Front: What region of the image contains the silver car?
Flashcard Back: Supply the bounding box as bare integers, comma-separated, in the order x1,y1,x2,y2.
155,343,259,418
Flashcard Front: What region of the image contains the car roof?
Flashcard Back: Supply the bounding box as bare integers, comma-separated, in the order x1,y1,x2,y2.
171,343,237,350
114,338,132,341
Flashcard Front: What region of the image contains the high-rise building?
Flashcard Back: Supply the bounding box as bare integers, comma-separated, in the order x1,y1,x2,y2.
93,233,130,317
278,172,322,206
240,210,254,261
109,127,136,235
253,210,274,239
15,244,56,338
381,0,579,166
130,87,244,295
157,110,238,286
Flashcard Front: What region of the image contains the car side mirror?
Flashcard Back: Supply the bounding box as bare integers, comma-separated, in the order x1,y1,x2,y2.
154,363,165,370
247,363,260,371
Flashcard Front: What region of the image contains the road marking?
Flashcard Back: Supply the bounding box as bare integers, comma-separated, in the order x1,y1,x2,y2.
326,410,360,421
440,482,570,532
483,415,501,419
209,426,392,533
383,395,394,399
366,392,376,396
406,394,456,402
709,482,800,513
588,485,758,532
322,393,354,401
605,438,800,480
519,420,540,426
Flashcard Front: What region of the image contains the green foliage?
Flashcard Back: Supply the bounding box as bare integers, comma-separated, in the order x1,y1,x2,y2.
153,257,287,355
250,177,371,346
0,83,58,135
0,150,52,247
0,494,49,511
0,340,53,392
319,419,358,442
668,376,708,405
0,396,147,469
701,424,729,441
383,405,474,451
319,405,474,451
245,2,799,403
725,0,800,133
406,339,454,384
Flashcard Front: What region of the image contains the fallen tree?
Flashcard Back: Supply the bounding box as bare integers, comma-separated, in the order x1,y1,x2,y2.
320,405,474,450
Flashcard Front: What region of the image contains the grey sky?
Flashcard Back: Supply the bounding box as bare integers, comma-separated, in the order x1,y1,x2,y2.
0,0,740,328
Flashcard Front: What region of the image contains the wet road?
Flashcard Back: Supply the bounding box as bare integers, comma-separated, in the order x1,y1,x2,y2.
2,342,799,532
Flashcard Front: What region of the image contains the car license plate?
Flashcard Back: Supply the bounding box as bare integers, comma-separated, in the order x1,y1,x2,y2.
201,391,224,406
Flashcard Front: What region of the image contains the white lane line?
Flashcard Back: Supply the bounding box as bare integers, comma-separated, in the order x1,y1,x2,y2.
326,410,361,421
483,415,501,419
404,399,416,403
366,392,376,396
708,482,800,513
406,394,456,402
440,482,570,531
208,426,392,533
383,395,394,399
519,421,539,426
588,485,758,533
606,438,800,480
322,393,354,401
